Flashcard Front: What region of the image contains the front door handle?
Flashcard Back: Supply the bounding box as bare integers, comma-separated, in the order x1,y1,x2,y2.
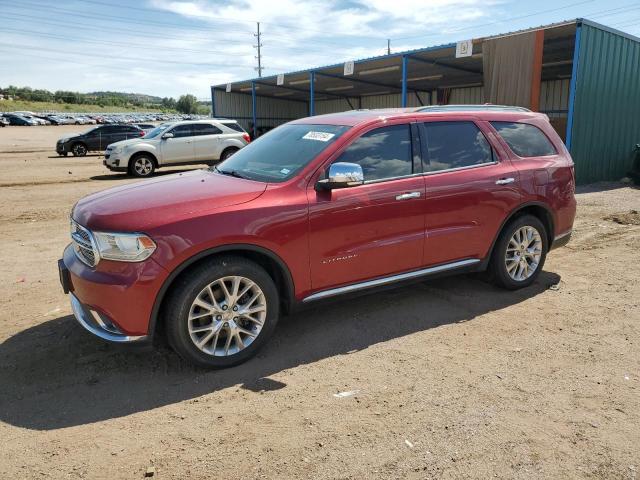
395,191,421,201
495,177,515,185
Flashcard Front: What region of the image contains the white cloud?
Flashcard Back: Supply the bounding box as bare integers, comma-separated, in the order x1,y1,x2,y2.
3,0,507,99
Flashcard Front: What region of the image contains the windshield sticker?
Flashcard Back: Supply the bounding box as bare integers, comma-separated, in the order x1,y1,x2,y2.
280,168,291,175
302,131,335,142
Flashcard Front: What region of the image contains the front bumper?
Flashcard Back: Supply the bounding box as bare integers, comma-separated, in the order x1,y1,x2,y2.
103,154,127,171
103,159,127,172
70,293,148,343
56,143,66,154
60,244,168,343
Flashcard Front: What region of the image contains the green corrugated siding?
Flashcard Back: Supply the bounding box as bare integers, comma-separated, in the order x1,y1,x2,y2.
570,23,640,184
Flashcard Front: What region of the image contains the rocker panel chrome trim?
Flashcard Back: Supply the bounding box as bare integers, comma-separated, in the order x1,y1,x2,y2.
302,258,480,302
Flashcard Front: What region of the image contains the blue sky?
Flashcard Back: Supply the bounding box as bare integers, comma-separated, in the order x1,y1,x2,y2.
1,0,639,99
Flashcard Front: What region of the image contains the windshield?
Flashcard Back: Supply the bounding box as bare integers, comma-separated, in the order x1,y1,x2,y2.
212,123,349,182
143,123,172,139
81,126,99,135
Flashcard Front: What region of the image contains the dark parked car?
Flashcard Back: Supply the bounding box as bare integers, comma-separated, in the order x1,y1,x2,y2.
56,124,144,156
0,115,9,127
5,114,38,126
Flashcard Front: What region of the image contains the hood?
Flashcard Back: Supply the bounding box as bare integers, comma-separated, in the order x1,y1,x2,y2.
108,137,146,148
59,133,80,142
73,169,267,232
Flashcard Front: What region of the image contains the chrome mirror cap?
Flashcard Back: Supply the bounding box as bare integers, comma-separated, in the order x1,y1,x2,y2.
316,162,364,190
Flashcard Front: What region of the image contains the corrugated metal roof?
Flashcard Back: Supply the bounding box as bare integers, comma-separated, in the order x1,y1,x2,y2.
214,19,581,88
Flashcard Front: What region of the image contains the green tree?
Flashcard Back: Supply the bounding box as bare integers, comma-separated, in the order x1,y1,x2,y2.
175,94,199,114
162,97,176,109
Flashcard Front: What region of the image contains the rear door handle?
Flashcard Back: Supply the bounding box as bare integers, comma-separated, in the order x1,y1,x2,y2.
395,191,421,201
495,177,515,185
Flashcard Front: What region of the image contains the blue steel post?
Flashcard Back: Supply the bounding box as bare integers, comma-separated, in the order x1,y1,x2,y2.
566,25,582,150
210,86,216,118
309,71,315,116
401,55,408,108
251,81,257,139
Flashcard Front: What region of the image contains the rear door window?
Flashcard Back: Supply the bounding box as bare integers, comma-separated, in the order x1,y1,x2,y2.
421,121,494,172
193,123,222,136
491,121,557,157
336,124,413,181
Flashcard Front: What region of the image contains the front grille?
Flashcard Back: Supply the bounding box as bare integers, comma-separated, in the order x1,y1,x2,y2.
71,220,98,267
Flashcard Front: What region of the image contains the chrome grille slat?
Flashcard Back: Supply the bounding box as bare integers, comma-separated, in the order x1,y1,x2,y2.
70,220,99,267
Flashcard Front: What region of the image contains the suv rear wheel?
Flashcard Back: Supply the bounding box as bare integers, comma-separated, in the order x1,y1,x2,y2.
71,142,87,157
129,154,156,177
164,256,279,368
489,214,548,290
220,147,239,161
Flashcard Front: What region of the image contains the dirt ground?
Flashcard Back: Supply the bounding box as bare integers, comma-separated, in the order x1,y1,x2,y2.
0,125,638,479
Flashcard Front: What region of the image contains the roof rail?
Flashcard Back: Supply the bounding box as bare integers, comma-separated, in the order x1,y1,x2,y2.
416,104,531,113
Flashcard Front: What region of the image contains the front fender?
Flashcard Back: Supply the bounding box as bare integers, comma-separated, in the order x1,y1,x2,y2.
124,145,159,166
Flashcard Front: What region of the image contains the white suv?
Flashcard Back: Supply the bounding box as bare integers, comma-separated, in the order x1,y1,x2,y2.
103,119,250,177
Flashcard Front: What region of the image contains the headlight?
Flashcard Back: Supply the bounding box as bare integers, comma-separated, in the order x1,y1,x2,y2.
93,231,156,262
111,145,123,154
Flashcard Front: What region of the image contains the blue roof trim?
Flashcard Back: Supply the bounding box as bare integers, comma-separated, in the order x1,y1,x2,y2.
578,18,640,44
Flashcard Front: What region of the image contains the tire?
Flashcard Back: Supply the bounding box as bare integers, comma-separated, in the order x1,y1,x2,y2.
220,147,239,161
164,256,280,368
71,143,88,157
128,154,156,177
488,214,548,290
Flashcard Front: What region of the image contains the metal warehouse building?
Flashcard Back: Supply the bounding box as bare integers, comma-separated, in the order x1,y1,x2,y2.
212,19,640,184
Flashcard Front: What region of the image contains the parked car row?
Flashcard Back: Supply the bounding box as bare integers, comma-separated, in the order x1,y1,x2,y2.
58,106,576,368
0,111,207,127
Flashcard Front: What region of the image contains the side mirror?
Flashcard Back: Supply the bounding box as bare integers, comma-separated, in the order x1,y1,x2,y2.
316,162,364,190
162,132,174,139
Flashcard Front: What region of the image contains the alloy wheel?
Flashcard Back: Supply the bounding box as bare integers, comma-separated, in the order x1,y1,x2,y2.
134,157,153,176
73,144,87,156
504,226,542,281
187,276,267,356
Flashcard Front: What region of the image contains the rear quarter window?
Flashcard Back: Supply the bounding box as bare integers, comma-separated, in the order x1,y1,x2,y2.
491,121,557,157
222,122,246,133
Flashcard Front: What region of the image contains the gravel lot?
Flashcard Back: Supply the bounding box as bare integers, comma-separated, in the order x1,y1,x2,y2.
0,125,638,479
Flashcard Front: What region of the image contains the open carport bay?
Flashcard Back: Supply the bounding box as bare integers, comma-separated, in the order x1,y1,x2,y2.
0,126,639,478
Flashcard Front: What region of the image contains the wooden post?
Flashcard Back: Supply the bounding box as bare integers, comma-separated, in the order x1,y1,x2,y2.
530,30,544,111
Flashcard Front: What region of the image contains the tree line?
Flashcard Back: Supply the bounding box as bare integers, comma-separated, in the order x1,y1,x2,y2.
1,86,208,114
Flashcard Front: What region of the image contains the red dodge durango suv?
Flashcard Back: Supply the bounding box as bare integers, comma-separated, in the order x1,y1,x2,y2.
58,108,576,368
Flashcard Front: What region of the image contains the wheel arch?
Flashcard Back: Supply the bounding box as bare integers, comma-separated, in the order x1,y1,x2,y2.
148,244,295,340
220,145,240,159
486,202,555,264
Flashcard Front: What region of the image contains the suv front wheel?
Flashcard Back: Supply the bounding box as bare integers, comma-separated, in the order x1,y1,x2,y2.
489,214,548,290
129,154,156,177
164,256,280,368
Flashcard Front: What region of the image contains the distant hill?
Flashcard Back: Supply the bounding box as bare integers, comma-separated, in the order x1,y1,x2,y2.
0,86,175,110
87,91,165,105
